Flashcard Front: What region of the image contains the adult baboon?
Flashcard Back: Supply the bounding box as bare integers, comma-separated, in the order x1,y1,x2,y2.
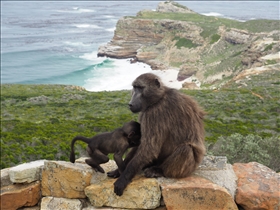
70,121,141,174
112,73,205,196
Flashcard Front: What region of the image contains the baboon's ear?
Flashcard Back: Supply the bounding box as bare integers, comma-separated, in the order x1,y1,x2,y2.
128,131,135,139
155,78,160,88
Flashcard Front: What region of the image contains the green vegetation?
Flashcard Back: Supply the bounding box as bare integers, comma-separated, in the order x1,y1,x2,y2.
1,85,137,169
1,70,279,170
135,11,278,33
173,36,199,49
202,40,247,78
265,60,277,65
210,34,221,44
208,133,279,171
264,43,275,51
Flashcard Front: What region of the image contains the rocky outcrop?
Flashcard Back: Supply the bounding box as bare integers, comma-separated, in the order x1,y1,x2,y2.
1,157,279,210
97,1,280,88
97,18,165,60
224,29,252,45
156,1,195,13
98,17,203,70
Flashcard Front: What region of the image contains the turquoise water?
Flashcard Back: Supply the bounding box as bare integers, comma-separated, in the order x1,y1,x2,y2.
1,1,279,91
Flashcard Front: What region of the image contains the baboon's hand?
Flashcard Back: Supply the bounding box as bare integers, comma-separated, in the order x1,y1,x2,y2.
95,166,105,173
114,176,129,196
107,169,120,178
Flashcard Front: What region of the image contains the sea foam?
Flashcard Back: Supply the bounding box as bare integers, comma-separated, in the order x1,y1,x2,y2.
56,8,95,13
83,58,152,92
73,24,101,29
201,12,223,17
80,52,187,92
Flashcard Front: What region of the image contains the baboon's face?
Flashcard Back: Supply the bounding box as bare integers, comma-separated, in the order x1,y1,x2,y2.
129,86,143,113
129,73,164,113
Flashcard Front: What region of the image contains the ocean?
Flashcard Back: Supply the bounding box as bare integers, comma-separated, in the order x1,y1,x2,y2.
1,1,279,91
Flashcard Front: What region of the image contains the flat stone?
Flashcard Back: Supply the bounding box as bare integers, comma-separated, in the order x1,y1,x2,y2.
75,158,118,185
233,162,280,210
41,197,84,210
82,207,167,210
198,155,228,170
0,181,41,210
195,163,237,198
159,175,238,210
41,160,94,199
9,160,45,183
1,168,12,187
85,175,161,209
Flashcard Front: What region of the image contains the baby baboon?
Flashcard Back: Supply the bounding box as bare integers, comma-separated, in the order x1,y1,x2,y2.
112,73,205,196
70,121,141,173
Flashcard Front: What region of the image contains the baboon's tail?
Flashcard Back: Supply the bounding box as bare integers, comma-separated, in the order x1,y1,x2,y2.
69,136,91,163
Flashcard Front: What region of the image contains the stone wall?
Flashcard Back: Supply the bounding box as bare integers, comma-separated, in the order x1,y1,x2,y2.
1,156,279,210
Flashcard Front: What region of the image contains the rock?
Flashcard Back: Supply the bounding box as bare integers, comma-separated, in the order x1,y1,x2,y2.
98,18,164,60
82,206,167,210
156,1,195,14
195,156,237,198
182,82,198,89
198,155,228,170
159,176,238,210
0,181,41,210
178,65,198,81
27,95,49,104
1,168,12,187
75,158,118,185
41,160,94,199
41,197,85,210
233,162,280,210
224,29,251,45
85,175,161,209
9,160,45,183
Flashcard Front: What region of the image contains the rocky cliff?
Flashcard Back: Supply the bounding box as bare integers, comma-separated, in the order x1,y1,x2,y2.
98,1,280,88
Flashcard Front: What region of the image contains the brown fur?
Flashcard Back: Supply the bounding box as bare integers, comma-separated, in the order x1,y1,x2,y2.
113,73,205,196
70,121,141,174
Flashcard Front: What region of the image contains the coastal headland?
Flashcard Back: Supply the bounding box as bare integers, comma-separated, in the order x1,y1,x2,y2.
97,1,279,89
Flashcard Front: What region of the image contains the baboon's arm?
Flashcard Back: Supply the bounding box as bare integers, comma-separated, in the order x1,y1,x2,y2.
113,148,127,173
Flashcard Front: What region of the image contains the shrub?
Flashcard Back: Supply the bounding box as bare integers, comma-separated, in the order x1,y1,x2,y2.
210,34,221,44
264,43,274,51
173,37,199,49
208,133,280,171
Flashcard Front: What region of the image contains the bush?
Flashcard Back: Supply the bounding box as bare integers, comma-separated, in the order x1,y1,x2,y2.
208,133,280,171
173,37,199,49
210,34,221,44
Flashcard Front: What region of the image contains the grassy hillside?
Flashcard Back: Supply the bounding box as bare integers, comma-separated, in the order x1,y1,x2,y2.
135,10,279,34
1,71,279,170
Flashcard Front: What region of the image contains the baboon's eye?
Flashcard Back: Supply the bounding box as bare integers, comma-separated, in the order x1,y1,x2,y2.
134,85,144,90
